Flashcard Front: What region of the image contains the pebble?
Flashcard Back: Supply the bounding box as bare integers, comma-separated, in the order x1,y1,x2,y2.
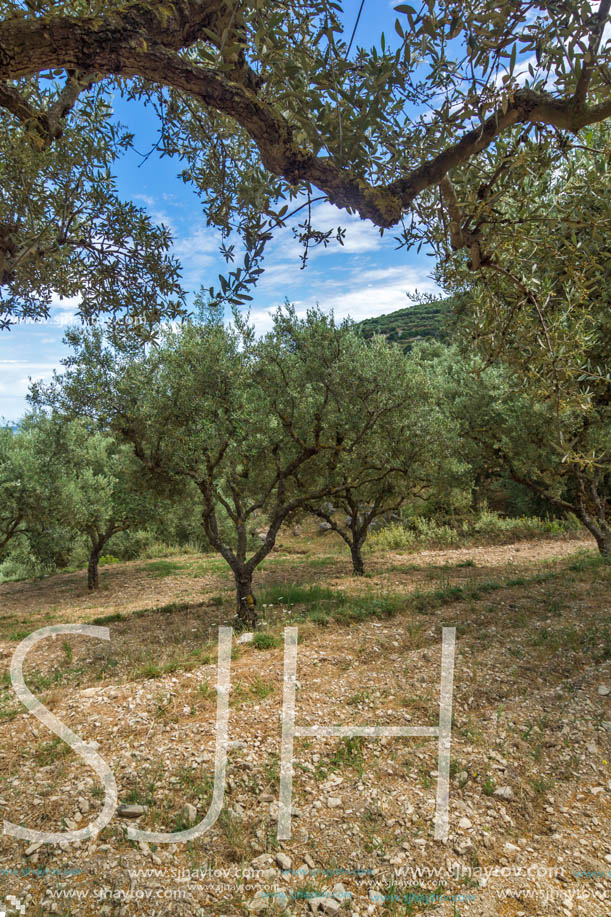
597,685,609,696
327,797,342,808
332,883,349,900
25,842,43,857
493,786,514,800
117,804,147,818
276,851,291,871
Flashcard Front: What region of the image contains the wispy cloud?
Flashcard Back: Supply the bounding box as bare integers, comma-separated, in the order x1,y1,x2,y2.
247,265,439,336
173,226,218,289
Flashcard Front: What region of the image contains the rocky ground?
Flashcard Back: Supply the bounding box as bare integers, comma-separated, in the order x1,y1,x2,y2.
0,533,609,915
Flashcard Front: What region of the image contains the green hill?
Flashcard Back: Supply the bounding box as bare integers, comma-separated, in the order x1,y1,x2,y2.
356,298,453,349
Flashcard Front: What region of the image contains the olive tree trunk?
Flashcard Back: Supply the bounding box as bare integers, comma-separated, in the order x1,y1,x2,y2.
350,539,366,576
87,544,102,590
234,566,257,626
576,509,611,557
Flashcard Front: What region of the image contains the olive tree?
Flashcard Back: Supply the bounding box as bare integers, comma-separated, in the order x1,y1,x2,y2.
52,420,155,589
435,129,610,555
0,413,73,558
33,306,423,622
304,344,458,575
2,413,154,587
420,344,610,556
1,1,609,321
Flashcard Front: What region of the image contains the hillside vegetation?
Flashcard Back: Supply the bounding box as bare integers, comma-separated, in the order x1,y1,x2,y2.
356,299,454,349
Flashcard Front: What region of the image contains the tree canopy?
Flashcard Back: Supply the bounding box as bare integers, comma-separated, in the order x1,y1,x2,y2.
431,129,610,553
1,0,609,321
33,306,442,620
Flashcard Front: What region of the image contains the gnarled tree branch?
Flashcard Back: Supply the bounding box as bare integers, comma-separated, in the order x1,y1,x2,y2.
0,2,610,235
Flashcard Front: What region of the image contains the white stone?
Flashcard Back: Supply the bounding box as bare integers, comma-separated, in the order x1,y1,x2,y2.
25,842,43,857
182,803,197,826
247,890,269,912
332,883,350,901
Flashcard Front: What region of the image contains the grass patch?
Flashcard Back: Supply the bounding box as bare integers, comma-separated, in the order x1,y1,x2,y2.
33,737,72,766
134,656,191,679
145,560,186,578
91,611,125,625
251,676,275,699
567,550,607,573
258,583,343,607
329,594,403,623
8,630,30,642
252,632,280,650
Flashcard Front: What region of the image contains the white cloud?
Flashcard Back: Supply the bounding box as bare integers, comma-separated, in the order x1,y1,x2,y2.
173,226,218,287
0,362,58,396
132,193,178,234
322,266,439,323
303,200,384,255
48,295,81,326
246,265,439,335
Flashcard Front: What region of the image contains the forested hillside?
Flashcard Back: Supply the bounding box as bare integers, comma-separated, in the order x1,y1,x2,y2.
356,298,453,348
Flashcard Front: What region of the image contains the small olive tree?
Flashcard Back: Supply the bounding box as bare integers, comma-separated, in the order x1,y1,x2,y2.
303,346,457,575
3,413,154,588
55,421,155,590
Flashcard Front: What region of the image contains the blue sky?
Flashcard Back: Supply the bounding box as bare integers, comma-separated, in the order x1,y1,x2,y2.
0,1,441,422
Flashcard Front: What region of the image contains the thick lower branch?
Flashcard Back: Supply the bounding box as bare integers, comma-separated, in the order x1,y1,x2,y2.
1,10,610,232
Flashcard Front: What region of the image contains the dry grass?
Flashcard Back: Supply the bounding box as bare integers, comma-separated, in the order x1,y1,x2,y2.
0,532,608,916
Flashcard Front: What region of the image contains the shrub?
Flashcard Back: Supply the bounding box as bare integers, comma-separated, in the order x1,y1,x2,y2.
366,522,417,552
367,510,580,554
252,632,280,650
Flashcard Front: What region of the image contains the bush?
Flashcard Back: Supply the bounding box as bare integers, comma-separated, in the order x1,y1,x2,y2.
0,539,56,582
366,517,459,552
252,632,280,650
366,522,417,552
367,510,580,554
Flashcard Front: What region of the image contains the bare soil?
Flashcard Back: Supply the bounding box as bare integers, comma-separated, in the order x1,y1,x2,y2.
0,533,609,916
